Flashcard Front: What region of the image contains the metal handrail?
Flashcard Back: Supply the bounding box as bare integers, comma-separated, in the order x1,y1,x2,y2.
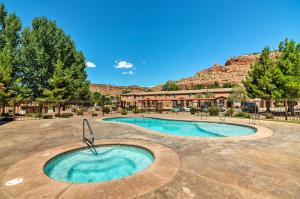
83,119,95,147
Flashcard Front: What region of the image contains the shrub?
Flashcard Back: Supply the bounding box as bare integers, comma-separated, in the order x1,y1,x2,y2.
43,114,53,119
190,107,197,115
76,109,83,115
157,109,163,114
92,113,98,117
234,111,250,118
207,106,219,116
102,106,111,114
225,108,234,117
121,109,127,115
33,113,43,118
133,109,140,114
61,113,73,118
55,113,73,118
140,108,147,113
265,113,274,119
71,107,77,113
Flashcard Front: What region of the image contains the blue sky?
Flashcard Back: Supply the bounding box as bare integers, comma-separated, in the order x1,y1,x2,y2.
3,0,300,87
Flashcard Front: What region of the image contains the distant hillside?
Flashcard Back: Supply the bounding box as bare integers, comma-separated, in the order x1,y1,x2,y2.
89,84,147,96
151,53,279,91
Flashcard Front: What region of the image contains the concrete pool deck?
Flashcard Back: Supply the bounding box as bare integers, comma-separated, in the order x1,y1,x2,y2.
0,113,299,198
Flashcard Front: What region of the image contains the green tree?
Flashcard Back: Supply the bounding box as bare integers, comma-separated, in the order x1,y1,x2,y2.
0,48,23,116
207,81,220,89
20,17,89,100
0,48,12,115
91,92,102,104
277,39,300,99
243,47,279,112
43,59,71,117
162,81,180,91
194,84,204,90
222,82,239,88
227,85,249,108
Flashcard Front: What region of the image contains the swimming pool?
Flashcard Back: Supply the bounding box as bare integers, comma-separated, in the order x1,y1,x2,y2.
44,145,154,183
104,117,256,137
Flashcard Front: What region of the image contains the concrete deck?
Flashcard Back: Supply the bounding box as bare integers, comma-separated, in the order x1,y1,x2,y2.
0,113,299,198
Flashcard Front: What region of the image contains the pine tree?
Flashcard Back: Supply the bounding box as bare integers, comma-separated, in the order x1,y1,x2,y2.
43,59,71,116
277,39,300,99
243,47,279,112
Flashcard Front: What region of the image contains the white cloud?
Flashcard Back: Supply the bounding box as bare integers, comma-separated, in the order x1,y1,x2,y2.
86,61,96,68
114,61,133,69
122,70,134,75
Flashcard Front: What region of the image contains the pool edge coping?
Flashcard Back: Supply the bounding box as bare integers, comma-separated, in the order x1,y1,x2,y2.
99,116,273,142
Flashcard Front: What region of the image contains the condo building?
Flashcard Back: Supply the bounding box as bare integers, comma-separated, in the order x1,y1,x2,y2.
120,88,233,110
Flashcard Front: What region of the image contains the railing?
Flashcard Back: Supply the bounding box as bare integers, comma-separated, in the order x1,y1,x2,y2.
83,119,97,154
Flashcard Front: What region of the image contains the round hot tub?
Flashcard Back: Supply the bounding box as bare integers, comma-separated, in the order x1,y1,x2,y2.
44,144,154,183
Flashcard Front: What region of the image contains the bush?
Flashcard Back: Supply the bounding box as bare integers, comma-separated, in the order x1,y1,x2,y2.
102,106,111,114
43,114,53,119
55,113,73,118
225,108,234,117
265,113,274,119
61,113,73,118
33,113,43,118
92,113,98,117
76,109,83,115
133,109,140,114
190,107,197,115
157,109,163,114
71,107,77,113
207,106,219,116
140,108,147,113
234,111,250,118
121,109,127,115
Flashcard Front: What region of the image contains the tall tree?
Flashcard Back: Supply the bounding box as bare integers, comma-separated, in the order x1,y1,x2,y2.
162,81,180,91
243,47,279,112
0,48,12,115
0,4,23,116
277,39,300,99
227,85,249,108
43,59,71,116
20,17,89,100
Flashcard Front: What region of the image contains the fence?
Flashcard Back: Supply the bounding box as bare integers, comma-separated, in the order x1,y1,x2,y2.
257,98,300,121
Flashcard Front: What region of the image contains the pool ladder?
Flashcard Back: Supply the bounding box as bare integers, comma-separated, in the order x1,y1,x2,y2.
83,119,97,154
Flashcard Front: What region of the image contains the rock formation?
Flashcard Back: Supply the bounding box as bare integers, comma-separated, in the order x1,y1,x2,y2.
152,53,279,90
89,84,147,96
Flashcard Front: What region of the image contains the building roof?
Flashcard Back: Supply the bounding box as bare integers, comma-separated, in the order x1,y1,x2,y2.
121,88,233,96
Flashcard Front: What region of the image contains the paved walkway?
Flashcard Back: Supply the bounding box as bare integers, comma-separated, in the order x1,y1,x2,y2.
0,114,299,198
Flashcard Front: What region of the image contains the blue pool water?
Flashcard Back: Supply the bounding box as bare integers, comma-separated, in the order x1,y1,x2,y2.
104,117,256,137
44,145,154,183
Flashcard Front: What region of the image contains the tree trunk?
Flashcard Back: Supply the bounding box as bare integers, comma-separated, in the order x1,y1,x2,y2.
1,102,5,116
12,99,16,120
266,99,271,113
58,102,61,117
284,99,288,120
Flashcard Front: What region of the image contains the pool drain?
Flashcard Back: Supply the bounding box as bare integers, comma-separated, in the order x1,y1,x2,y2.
5,178,23,186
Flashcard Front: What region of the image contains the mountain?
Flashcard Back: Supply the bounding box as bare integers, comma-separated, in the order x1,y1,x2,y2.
89,84,147,96
151,52,278,91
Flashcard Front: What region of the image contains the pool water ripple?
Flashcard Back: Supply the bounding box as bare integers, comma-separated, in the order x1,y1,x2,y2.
44,145,154,183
